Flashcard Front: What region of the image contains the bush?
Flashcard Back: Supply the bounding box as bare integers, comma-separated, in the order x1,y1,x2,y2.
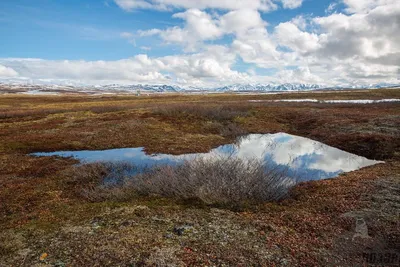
68,156,296,207
130,156,295,206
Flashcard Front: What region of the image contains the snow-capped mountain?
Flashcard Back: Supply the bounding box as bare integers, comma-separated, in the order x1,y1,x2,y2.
89,83,400,92
97,84,183,92
1,81,399,94
213,83,322,92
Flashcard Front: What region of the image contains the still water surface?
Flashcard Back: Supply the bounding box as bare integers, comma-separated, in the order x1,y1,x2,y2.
32,133,382,182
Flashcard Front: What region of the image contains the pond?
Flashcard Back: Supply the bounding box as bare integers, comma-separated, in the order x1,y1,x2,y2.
32,133,383,182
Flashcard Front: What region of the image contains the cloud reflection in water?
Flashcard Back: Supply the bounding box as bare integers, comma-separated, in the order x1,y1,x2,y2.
32,133,383,182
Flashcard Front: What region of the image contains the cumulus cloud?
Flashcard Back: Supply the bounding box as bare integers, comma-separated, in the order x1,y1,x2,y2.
0,46,249,86
0,65,18,77
290,15,308,30
220,9,267,35
171,9,222,43
275,22,320,54
114,0,305,11
313,3,400,62
0,57,168,83
343,0,398,13
114,0,156,10
139,9,266,50
278,0,303,9
114,0,278,12
266,0,400,85
277,66,324,84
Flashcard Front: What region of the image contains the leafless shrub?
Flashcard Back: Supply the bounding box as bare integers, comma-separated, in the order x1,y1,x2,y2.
130,156,294,206
69,156,296,206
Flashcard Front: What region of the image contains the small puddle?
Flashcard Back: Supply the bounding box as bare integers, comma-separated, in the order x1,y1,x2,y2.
32,133,383,182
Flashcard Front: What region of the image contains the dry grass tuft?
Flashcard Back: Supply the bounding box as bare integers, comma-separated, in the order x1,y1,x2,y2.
64,162,140,201
154,103,250,121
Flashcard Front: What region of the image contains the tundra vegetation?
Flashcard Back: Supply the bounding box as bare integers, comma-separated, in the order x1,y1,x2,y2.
0,88,399,266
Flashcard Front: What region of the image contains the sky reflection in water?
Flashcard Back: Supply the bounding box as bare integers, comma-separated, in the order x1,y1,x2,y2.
32,133,382,182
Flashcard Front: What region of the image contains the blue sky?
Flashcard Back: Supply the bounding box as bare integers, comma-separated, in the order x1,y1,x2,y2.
0,0,333,60
0,0,399,87
0,0,172,60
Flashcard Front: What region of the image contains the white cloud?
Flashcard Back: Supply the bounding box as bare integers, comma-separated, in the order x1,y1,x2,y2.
231,28,283,68
114,0,156,10
277,66,324,84
114,0,278,12
140,9,267,51
275,22,320,54
220,9,267,35
278,0,303,9
343,0,398,13
138,28,162,37
114,0,306,11
120,32,134,38
0,65,18,77
120,31,137,46
0,57,168,84
313,2,400,61
138,9,222,50
172,9,222,40
139,8,294,69
0,47,249,87
290,15,308,30
325,2,338,14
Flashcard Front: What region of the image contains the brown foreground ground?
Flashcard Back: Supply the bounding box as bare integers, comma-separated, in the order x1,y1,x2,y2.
0,89,399,266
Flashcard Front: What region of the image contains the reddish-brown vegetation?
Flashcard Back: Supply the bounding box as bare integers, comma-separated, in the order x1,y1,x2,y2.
0,89,399,266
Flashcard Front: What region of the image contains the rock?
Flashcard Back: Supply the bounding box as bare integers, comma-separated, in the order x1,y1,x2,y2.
119,220,135,227
39,253,48,261
54,261,66,267
352,218,371,241
172,225,194,236
164,233,173,239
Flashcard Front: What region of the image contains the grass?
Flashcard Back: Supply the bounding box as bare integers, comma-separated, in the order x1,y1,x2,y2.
0,88,399,266
153,103,251,121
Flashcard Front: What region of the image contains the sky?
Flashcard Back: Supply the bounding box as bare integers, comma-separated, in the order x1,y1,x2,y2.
0,0,399,87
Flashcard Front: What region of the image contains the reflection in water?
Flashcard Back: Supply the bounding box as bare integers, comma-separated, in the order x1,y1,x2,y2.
32,133,383,182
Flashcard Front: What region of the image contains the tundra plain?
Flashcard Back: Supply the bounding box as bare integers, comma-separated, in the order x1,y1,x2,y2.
0,89,399,266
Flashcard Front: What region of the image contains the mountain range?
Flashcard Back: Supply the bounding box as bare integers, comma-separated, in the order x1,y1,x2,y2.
1,81,399,94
